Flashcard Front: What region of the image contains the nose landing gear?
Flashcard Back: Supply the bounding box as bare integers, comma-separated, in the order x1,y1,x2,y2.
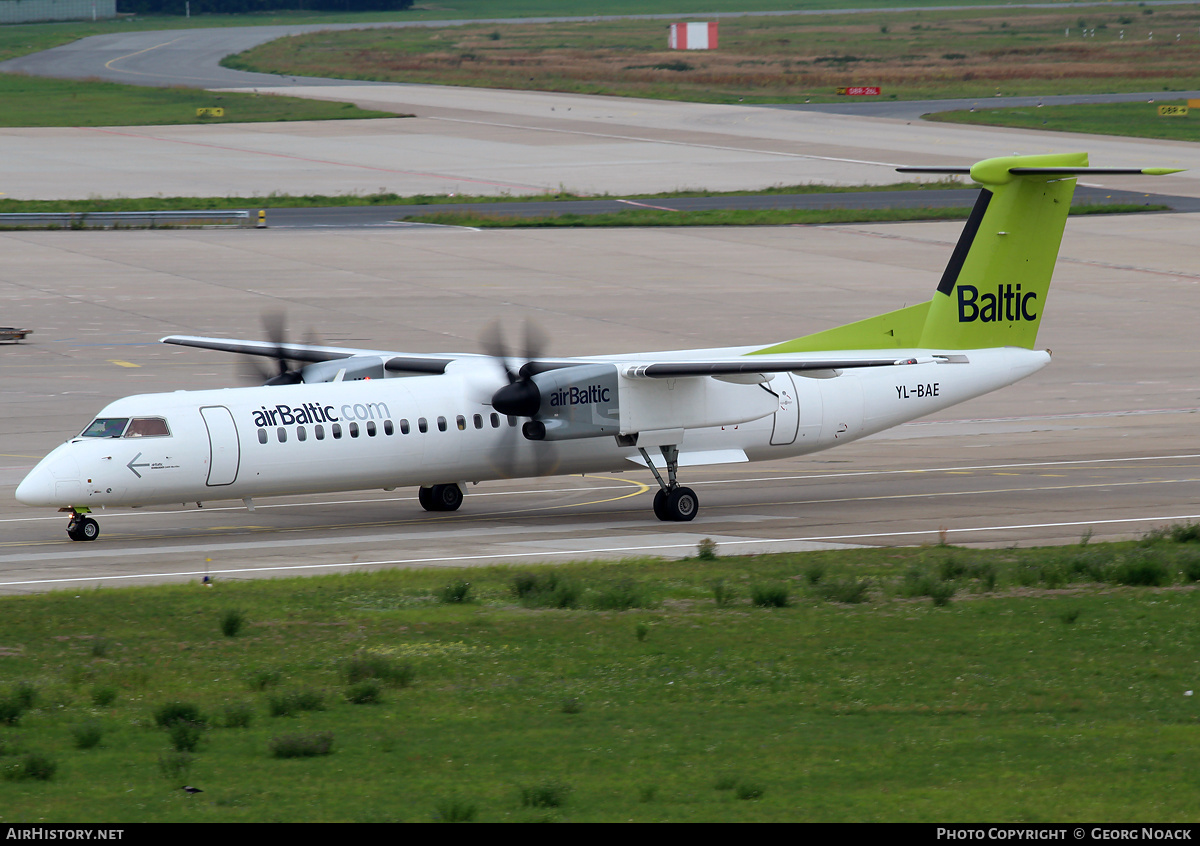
64,508,100,542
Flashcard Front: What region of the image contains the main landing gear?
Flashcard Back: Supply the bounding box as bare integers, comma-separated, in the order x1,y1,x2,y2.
64,509,100,542
639,445,698,522
418,483,464,513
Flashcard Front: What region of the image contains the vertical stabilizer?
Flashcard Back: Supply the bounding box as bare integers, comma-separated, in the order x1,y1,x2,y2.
914,152,1087,350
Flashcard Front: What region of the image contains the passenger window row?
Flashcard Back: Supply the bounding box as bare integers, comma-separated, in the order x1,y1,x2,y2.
256,413,514,445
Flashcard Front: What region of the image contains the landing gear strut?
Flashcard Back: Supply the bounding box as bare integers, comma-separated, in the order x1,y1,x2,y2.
418,483,464,513
640,445,698,522
65,509,100,542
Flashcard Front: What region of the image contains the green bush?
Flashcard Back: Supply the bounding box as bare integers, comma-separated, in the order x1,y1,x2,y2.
711,578,737,607
268,731,334,759
519,780,571,808
1110,551,1170,587
222,702,254,728
751,583,790,608
267,690,326,717
71,720,104,750
6,753,56,782
511,572,581,609
220,609,246,638
345,681,383,705
168,721,203,753
154,702,206,729
342,653,414,688
588,578,655,611
815,578,871,605
437,580,471,604
91,686,117,708
433,796,478,822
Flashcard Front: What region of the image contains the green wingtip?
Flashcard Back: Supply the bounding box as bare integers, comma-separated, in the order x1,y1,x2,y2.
1143,167,1186,175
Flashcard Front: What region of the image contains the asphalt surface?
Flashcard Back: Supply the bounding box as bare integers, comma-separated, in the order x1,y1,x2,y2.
0,11,1197,591
3,213,1199,593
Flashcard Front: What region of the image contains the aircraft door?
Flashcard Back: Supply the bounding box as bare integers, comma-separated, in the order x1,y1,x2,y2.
200,406,240,486
769,373,800,446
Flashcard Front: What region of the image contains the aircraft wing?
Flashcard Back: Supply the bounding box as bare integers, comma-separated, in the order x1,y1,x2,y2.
616,356,921,378
161,335,455,375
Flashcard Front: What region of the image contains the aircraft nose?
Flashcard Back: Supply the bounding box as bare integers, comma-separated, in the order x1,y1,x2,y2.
15,453,80,507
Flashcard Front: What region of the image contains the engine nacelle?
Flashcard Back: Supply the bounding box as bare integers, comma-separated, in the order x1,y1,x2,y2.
522,364,780,442
527,364,621,440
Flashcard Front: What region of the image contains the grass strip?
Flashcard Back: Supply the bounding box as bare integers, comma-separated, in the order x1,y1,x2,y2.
0,181,970,214
929,100,1200,143
402,203,1169,228
0,74,397,128
0,524,1199,821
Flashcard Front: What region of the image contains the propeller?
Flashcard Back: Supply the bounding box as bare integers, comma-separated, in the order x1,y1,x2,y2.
482,318,546,418
237,312,311,386
480,319,559,478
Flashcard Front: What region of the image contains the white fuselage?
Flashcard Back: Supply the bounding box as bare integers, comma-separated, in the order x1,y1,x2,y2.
15,347,1049,510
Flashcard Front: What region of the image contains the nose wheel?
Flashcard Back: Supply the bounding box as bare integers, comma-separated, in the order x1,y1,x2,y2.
66,512,100,542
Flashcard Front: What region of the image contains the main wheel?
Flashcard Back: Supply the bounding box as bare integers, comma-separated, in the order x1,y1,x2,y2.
419,484,463,512
665,487,698,522
653,489,669,521
433,483,463,512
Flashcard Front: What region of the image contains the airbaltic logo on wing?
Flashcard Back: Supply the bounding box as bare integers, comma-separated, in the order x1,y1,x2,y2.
251,402,393,427
957,284,1038,323
548,385,611,407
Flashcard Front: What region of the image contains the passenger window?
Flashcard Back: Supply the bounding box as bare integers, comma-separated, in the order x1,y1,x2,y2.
124,417,170,438
437,416,447,432
277,427,287,443
456,415,466,431
258,428,268,445
297,426,307,442
418,418,428,434
349,422,360,438
490,413,500,429
366,421,377,437
400,419,410,435
473,414,483,430
332,423,342,439
384,420,394,436
315,425,325,440
81,418,128,438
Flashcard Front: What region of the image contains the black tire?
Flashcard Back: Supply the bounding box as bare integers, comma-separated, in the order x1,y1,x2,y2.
652,489,669,521
434,483,463,512
666,487,699,522
66,520,84,541
80,517,100,541
419,484,463,512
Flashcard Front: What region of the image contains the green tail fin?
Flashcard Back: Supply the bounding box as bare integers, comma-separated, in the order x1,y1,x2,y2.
754,153,1180,356
915,152,1086,350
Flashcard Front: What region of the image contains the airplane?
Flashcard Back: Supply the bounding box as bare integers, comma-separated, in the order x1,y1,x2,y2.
15,152,1180,542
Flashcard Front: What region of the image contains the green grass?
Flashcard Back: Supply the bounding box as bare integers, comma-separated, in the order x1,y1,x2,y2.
223,5,1200,108
0,180,970,213
0,74,397,127
931,99,1200,142
2,527,1200,821
404,202,1169,229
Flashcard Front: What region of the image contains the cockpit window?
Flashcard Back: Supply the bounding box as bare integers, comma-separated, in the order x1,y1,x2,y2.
124,417,171,438
80,418,128,438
